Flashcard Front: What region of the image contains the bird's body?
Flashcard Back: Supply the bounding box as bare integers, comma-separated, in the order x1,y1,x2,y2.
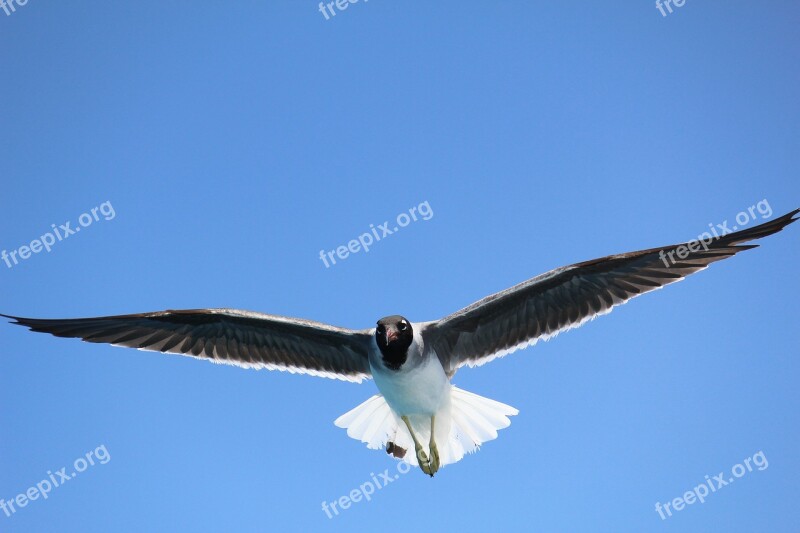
370,329,448,418
314,320,520,473
341,329,517,471
4,208,798,476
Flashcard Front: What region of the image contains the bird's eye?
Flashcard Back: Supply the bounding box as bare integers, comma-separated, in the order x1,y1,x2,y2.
376,325,384,332
398,322,407,331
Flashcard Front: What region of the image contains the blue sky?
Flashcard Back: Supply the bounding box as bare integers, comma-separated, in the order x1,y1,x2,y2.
1,2,798,532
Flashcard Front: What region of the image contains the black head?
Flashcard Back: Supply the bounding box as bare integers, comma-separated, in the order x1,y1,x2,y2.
375,315,413,370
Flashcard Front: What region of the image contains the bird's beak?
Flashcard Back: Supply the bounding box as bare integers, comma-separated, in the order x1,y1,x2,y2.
385,329,398,344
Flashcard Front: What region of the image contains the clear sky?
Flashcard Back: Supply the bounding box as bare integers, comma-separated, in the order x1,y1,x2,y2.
1,2,798,532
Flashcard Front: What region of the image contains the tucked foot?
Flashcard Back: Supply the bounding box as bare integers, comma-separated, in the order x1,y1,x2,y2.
401,415,434,476
386,441,407,459
427,414,440,475
428,440,440,475
416,446,434,476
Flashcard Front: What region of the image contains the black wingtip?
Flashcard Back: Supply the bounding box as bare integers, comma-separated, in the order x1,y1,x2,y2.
715,207,800,247
1,314,60,332
1,313,23,325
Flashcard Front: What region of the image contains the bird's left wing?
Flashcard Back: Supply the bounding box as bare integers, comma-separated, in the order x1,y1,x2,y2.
422,209,798,376
3,308,374,382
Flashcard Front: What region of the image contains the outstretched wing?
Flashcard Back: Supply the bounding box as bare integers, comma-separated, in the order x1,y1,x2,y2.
423,209,798,376
4,308,374,382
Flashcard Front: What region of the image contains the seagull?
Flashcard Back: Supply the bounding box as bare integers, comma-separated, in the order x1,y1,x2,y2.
4,209,797,476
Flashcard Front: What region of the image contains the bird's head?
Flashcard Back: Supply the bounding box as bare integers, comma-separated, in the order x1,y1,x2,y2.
375,315,413,354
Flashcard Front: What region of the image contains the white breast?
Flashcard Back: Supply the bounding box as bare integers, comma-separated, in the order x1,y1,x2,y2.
369,330,450,417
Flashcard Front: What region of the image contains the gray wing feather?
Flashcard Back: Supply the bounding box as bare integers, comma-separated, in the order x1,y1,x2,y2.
423,209,798,375
4,308,373,382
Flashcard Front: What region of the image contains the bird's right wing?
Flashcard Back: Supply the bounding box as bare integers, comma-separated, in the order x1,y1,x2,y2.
3,308,374,382
422,209,798,375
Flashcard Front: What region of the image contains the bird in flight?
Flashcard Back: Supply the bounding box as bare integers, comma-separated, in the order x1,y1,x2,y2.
4,209,797,477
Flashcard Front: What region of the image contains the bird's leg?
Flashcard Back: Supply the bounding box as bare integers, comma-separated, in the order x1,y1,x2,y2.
429,415,440,475
401,415,433,476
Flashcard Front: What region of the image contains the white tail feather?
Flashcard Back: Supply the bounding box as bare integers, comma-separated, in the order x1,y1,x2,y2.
334,385,518,468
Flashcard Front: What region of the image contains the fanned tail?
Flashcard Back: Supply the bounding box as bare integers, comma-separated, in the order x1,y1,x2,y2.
334,385,518,469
